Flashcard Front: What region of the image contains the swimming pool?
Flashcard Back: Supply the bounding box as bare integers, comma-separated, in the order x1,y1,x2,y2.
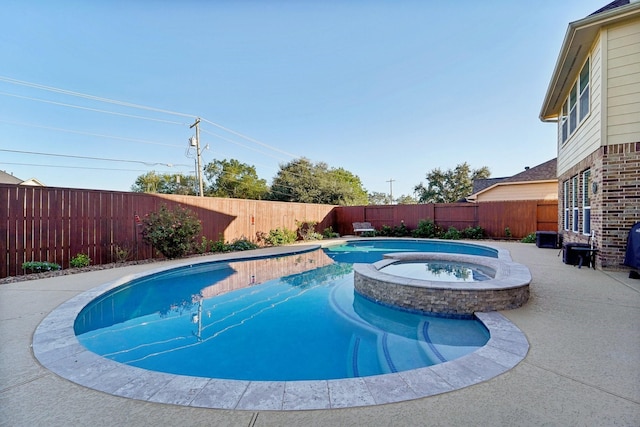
73,240,493,381
33,240,530,410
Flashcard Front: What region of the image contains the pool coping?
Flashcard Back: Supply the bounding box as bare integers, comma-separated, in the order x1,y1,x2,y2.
32,242,530,411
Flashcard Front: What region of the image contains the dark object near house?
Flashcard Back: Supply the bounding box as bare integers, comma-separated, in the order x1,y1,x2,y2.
563,243,595,269
623,222,640,274
536,231,558,249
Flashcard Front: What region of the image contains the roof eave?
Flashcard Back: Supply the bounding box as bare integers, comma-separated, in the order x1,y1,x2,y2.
539,3,640,120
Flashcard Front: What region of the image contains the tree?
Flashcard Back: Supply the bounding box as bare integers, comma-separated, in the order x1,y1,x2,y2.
270,158,368,205
204,159,269,199
396,194,418,205
327,167,369,205
368,191,393,205
414,163,490,203
131,171,197,195
368,192,416,205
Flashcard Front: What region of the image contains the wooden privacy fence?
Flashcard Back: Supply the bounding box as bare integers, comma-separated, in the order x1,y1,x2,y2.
1,185,335,278
334,200,558,239
1,184,558,278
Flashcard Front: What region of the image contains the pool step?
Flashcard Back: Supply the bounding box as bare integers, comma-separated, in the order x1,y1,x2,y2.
348,327,437,377
377,332,434,372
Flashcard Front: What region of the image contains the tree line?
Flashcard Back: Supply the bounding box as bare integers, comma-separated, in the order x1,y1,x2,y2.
132,158,490,206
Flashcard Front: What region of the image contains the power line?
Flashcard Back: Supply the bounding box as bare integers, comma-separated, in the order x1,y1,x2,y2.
0,75,196,118
0,149,191,167
0,76,318,191
200,118,298,159
199,128,290,161
0,91,187,125
0,76,298,161
0,118,183,148
0,162,186,173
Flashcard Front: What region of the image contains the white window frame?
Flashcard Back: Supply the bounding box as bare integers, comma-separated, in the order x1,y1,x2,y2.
561,103,568,143
579,58,590,122
563,180,570,231
582,170,591,235
569,85,578,134
572,176,579,233
560,58,590,144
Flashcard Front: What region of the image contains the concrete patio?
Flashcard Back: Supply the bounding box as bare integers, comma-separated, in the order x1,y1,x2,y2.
1,242,639,426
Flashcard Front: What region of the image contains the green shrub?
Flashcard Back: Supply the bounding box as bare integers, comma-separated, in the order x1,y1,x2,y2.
113,243,132,263
412,219,442,238
228,236,259,251
296,220,323,241
504,227,512,238
196,236,211,254
322,226,339,239
209,237,229,253
140,204,202,259
259,227,297,246
70,253,91,268
22,261,61,273
442,226,462,240
521,232,536,243
376,225,392,237
377,223,410,237
461,226,485,240
206,235,259,252
392,222,410,237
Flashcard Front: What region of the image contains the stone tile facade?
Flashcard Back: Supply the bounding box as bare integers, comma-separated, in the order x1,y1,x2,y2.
353,253,531,316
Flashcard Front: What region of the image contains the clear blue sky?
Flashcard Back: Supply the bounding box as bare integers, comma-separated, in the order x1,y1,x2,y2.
0,0,608,199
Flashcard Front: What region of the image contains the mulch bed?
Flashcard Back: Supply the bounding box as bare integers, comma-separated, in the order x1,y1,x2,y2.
0,259,161,285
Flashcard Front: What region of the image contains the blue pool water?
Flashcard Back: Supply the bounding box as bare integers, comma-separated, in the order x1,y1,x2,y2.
74,240,492,381
324,239,498,264
380,261,495,282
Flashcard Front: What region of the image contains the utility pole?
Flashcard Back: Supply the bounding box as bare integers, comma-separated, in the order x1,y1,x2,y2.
190,118,204,197
386,178,395,204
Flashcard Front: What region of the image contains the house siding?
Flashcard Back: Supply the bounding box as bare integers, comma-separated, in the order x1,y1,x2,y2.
607,20,640,145
557,34,603,176
475,182,557,202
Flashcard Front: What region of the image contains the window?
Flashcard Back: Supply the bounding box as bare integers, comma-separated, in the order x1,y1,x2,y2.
560,58,590,143
563,180,570,231
579,59,590,122
583,170,591,235
572,176,579,233
569,85,578,134
561,103,568,143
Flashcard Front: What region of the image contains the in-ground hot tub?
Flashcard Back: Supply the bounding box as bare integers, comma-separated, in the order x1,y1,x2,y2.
353,252,531,317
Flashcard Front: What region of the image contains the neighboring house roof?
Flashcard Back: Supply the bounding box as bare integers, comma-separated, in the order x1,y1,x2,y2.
499,158,557,184
540,0,640,120
20,178,46,186
468,159,557,201
472,177,508,194
0,170,45,186
0,170,23,184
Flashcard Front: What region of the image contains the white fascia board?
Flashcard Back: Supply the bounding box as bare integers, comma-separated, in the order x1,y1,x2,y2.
539,3,640,121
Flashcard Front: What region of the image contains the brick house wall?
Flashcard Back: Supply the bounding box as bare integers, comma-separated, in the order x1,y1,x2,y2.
559,141,640,269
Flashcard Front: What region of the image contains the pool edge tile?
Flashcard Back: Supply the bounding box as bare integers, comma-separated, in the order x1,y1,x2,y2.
283,380,331,410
